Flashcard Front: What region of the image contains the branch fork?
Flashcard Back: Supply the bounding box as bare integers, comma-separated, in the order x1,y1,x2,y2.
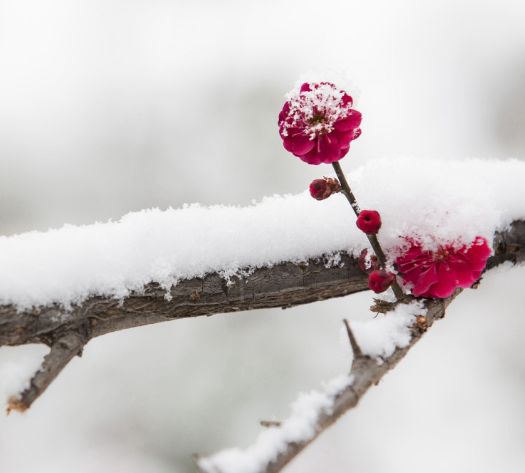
7,332,86,413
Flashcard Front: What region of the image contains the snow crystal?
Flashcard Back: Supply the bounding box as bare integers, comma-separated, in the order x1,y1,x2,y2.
198,374,353,473
323,252,343,268
0,157,523,310
283,82,352,139
349,301,424,360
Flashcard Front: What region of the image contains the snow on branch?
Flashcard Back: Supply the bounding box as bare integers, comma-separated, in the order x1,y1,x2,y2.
0,158,523,311
195,293,460,473
1,157,525,411
2,220,523,415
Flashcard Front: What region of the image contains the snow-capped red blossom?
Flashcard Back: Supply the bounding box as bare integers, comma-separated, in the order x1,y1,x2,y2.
368,270,395,293
278,82,362,165
395,236,492,299
356,210,382,234
358,248,380,274
309,177,341,200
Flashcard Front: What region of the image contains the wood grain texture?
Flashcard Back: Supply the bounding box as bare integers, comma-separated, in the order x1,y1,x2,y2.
2,220,524,411
1,220,523,349
252,296,456,473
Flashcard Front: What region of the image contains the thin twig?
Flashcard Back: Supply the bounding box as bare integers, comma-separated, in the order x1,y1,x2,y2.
332,162,406,301
2,222,523,351
198,294,459,473
343,318,363,359
0,221,523,413
332,161,361,216
7,332,85,413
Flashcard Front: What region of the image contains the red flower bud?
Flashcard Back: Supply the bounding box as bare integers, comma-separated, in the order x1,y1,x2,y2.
309,177,341,201
368,270,395,293
358,248,380,274
356,210,382,234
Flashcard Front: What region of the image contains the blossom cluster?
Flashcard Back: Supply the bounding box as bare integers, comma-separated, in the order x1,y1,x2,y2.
278,79,491,299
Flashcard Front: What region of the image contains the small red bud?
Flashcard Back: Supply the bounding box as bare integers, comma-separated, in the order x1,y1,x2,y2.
358,248,380,274
356,210,382,234
309,177,341,201
368,270,395,293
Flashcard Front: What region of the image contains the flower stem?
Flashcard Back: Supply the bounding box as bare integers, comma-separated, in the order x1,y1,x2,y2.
331,162,405,301
332,161,360,216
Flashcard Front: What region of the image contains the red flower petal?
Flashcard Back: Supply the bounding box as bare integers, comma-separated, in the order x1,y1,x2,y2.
448,255,476,287
412,265,438,296
428,278,457,298
464,237,491,271
299,152,323,165
471,270,482,281
302,135,341,164
282,137,294,152
318,134,341,163
339,145,350,159
300,83,311,92
290,135,315,156
334,110,362,132
333,130,354,147
341,93,353,106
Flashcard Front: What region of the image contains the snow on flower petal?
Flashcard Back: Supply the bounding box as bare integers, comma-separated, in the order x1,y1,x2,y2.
395,236,491,299
278,81,362,165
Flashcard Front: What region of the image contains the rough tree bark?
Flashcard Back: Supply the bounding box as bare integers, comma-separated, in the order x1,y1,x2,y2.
197,221,525,473
198,294,458,473
1,220,524,412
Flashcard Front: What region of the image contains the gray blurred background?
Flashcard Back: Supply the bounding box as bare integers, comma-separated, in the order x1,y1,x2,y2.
0,1,524,472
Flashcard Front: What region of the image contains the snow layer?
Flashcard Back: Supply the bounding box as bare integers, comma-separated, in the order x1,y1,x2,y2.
0,157,523,310
198,374,353,473
350,301,424,359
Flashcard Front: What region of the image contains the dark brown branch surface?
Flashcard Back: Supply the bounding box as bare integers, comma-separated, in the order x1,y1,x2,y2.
0,253,369,348
1,220,524,411
197,289,472,473
7,332,85,413
258,296,457,473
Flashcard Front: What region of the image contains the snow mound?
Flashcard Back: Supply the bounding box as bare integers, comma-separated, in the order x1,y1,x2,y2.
0,157,523,310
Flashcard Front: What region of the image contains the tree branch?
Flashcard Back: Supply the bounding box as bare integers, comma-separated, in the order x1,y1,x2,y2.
197,294,458,473
1,220,524,410
0,252,369,348
2,220,523,350
7,332,85,413
196,221,525,473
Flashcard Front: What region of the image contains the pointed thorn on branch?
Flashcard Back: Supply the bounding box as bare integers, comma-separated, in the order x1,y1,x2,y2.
343,319,363,359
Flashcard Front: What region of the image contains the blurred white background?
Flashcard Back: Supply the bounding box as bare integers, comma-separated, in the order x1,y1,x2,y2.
0,1,524,472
